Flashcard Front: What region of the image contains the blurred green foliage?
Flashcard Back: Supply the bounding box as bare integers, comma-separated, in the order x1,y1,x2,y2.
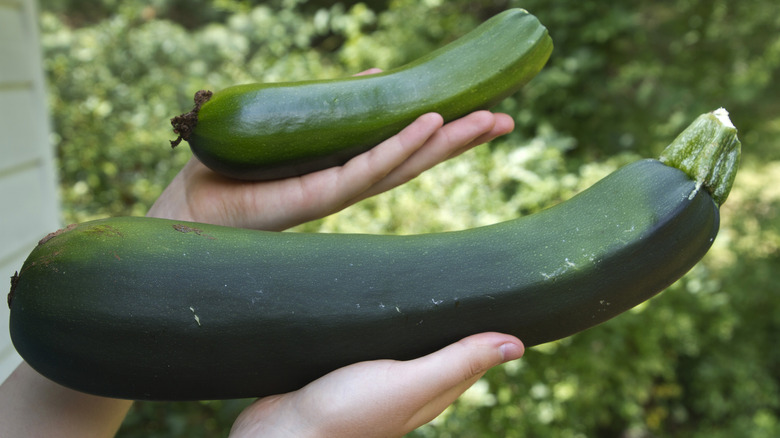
38,0,779,436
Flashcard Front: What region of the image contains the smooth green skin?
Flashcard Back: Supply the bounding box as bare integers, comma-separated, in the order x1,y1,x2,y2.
9,160,718,400
184,9,553,180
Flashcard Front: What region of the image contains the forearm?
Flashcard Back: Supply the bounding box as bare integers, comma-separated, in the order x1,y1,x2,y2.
0,361,131,438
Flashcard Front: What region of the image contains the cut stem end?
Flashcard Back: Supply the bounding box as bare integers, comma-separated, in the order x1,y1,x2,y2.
659,108,741,206
170,90,213,148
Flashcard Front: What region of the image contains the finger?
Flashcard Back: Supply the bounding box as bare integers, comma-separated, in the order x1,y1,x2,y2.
355,111,513,201
446,112,515,160
395,332,524,433
404,332,523,399
354,68,383,76
295,112,445,215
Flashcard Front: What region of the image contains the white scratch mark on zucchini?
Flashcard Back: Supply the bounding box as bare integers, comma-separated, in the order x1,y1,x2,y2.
190,306,201,327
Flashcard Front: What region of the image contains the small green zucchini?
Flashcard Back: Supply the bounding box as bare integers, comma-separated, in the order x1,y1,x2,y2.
9,110,739,401
170,8,553,180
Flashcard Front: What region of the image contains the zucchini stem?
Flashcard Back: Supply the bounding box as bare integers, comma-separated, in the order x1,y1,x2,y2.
170,90,213,148
8,271,19,309
659,108,741,206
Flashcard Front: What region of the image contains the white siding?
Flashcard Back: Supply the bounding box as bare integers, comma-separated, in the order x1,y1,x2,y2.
0,0,61,381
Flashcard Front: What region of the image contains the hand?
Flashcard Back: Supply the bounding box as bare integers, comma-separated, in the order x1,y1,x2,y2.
229,332,524,438
148,110,514,231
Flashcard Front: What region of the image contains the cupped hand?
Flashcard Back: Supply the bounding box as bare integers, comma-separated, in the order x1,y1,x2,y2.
147,110,514,231
229,332,524,438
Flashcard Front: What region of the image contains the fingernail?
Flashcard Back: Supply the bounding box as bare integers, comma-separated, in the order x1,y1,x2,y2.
499,342,524,363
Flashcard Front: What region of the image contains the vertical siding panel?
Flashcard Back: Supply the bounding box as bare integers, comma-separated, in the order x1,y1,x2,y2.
0,0,61,381
0,88,40,172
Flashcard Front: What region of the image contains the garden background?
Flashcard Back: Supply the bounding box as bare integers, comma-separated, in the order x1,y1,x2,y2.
39,0,779,436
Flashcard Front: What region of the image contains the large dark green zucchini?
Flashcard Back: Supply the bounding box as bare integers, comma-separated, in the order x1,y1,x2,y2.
170,8,553,180
9,110,739,401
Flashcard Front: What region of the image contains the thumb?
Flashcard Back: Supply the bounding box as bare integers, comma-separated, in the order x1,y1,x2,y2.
395,332,524,433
